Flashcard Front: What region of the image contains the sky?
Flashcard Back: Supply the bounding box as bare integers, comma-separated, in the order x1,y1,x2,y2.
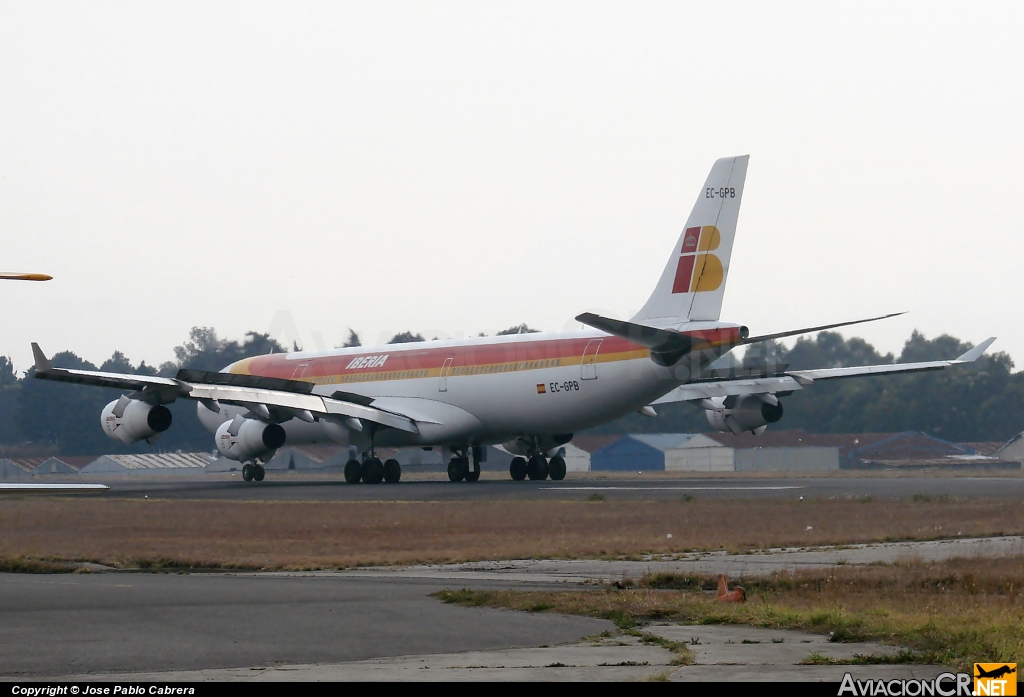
1,2,1021,372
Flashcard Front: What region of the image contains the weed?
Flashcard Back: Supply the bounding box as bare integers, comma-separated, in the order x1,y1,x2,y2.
801,650,921,665
587,493,606,502
598,661,649,667
802,651,833,665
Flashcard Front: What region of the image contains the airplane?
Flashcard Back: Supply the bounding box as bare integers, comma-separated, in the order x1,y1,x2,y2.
29,156,995,484
975,665,1016,679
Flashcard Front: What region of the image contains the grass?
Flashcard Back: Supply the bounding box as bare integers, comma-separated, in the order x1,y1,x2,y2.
0,556,80,574
435,555,1024,672
0,497,1020,570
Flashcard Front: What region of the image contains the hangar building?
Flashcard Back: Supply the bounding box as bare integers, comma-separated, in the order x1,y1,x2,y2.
80,452,211,475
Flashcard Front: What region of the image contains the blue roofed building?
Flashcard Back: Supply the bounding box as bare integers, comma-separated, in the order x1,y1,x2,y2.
589,434,698,472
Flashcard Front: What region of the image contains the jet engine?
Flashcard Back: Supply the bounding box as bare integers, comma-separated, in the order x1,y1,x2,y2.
704,395,783,435
215,417,287,462
101,396,173,444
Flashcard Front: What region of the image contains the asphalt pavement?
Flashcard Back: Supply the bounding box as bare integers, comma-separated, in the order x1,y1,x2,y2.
87,473,1024,502
0,573,607,679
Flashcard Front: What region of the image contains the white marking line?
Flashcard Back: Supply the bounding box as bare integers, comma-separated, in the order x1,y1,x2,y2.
540,486,804,491
0,483,109,491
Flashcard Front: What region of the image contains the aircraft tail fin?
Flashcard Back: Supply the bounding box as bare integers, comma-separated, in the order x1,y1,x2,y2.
632,155,749,325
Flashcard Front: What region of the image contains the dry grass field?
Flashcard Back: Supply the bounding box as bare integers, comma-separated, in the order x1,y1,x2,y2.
438,556,1024,670
1,496,1022,569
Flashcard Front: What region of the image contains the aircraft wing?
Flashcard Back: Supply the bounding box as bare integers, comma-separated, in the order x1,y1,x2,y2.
653,337,997,405
30,343,419,433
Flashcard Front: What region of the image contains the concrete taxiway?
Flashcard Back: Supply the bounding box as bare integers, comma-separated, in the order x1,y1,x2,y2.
51,625,949,682
3,535,1018,681
0,573,607,679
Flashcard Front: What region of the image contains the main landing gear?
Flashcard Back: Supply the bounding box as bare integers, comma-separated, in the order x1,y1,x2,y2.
241,462,265,482
447,446,482,483
344,456,402,484
509,454,566,482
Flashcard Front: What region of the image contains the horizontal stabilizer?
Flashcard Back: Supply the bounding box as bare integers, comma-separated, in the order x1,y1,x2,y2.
740,313,905,346
576,312,747,365
577,312,697,349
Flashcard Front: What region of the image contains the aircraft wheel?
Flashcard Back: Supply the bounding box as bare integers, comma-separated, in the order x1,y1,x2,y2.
253,464,266,482
509,457,527,481
527,455,548,481
447,457,467,482
344,459,362,484
242,463,254,482
465,468,480,482
383,458,402,483
362,457,385,484
548,455,566,481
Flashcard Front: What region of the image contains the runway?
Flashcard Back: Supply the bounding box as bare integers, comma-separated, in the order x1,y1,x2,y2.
89,473,1024,502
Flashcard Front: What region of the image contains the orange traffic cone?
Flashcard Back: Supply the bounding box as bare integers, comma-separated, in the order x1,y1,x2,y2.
716,573,746,603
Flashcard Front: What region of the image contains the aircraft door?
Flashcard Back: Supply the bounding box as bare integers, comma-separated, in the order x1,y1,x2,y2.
291,363,309,379
439,357,454,392
581,340,603,380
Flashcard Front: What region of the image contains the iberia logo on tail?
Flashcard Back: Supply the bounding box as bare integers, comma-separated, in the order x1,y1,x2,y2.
671,225,723,294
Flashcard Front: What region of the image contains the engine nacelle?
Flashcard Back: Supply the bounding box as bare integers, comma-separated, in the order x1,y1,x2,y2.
705,395,783,435
101,397,173,444
215,417,287,462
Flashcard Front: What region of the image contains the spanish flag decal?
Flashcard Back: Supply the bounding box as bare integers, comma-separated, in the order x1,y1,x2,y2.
536,384,546,394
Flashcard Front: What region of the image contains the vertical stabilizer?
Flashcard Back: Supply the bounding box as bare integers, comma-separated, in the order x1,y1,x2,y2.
632,155,748,325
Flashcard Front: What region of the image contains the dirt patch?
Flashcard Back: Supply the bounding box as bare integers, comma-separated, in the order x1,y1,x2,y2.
0,497,1021,570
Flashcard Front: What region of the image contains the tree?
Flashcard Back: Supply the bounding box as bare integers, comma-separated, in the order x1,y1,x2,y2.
0,357,17,388
497,323,540,335
170,327,285,372
389,331,425,344
342,329,361,348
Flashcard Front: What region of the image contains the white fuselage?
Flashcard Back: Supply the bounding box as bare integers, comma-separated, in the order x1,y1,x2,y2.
197,326,738,452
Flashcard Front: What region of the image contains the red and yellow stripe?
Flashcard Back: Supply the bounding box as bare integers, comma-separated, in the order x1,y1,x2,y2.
229,327,743,385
